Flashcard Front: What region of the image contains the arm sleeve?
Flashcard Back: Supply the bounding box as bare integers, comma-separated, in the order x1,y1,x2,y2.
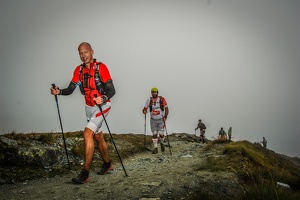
104,80,115,100
164,107,169,117
60,81,77,95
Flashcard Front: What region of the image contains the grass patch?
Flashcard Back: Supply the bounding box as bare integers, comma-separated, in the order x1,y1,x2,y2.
223,141,300,189
195,139,300,199
242,182,300,200
37,133,55,144
198,139,300,199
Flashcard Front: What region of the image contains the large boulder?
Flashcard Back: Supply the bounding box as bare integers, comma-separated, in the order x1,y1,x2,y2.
17,146,60,167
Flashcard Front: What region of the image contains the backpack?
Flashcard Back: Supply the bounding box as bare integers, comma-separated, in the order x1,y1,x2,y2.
200,123,206,130
149,96,164,112
79,59,106,95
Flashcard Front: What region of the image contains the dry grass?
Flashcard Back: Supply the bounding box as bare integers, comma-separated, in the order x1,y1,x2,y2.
198,139,300,199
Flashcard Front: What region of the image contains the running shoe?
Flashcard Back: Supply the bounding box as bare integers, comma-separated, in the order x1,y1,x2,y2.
152,148,158,154
72,169,90,184
98,162,113,175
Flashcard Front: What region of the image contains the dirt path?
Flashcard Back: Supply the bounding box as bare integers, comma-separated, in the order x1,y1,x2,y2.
0,140,243,200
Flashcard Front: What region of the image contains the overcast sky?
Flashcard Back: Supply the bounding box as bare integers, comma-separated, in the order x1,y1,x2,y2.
1,0,299,157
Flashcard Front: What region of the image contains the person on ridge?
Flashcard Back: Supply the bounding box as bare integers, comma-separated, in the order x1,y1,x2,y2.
261,137,267,148
50,42,115,184
143,87,169,154
195,119,206,143
218,127,227,140
227,127,232,141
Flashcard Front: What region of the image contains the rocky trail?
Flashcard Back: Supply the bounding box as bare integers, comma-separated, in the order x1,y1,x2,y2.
0,135,243,200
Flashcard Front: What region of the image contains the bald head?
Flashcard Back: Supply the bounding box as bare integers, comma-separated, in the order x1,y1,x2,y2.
78,42,94,65
78,42,93,52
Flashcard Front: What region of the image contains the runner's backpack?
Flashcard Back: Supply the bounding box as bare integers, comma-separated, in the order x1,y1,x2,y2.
200,123,206,130
79,59,106,95
149,96,164,112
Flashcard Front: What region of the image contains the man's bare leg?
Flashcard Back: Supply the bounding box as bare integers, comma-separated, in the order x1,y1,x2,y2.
94,131,109,163
83,127,95,170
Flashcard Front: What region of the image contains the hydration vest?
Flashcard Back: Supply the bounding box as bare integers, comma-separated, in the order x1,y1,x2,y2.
149,96,164,112
79,59,106,95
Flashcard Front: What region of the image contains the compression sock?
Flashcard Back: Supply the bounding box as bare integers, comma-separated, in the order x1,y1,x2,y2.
152,138,158,148
159,136,165,144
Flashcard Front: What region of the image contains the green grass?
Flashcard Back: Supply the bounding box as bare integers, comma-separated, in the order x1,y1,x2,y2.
242,182,300,200
223,141,300,188
37,133,56,144
198,139,300,199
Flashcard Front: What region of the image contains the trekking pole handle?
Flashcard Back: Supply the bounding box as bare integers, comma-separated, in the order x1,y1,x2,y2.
94,94,99,104
94,94,106,106
51,83,58,100
51,83,60,94
51,83,57,92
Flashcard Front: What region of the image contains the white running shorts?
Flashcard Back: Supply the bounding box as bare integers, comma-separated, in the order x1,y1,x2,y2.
85,102,111,134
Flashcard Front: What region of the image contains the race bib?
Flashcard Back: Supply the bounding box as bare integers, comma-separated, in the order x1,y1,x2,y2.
152,110,161,116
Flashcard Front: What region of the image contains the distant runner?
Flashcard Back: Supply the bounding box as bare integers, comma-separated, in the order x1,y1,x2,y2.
218,127,227,140
195,119,206,144
261,137,267,148
143,87,169,154
228,127,232,141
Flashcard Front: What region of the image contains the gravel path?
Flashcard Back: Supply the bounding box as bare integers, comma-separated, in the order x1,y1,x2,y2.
0,140,243,200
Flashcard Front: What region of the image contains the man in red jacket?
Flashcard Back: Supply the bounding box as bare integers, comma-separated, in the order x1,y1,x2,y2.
50,42,115,184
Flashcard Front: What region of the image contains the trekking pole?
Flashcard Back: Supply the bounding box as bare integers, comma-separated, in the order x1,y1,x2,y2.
144,114,151,151
51,84,71,169
94,95,128,177
164,121,172,155
144,114,146,146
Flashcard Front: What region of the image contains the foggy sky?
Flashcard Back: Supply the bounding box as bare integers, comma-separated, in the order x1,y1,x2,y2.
0,0,299,157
